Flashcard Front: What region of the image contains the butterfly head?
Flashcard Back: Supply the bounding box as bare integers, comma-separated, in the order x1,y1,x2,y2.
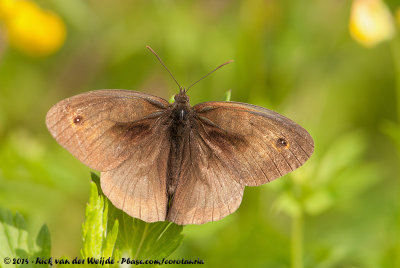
174,88,190,104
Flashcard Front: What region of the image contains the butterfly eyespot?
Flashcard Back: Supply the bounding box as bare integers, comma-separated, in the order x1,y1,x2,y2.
73,115,83,124
276,137,288,148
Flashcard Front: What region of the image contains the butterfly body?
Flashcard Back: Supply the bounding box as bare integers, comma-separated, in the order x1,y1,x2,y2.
165,89,191,197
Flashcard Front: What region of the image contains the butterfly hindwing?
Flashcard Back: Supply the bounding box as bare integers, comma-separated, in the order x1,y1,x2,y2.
100,120,171,222
166,128,245,225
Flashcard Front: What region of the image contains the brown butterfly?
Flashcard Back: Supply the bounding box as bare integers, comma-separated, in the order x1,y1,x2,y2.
46,46,314,225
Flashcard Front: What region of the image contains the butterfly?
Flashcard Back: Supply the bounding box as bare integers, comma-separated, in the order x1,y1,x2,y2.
46,46,314,225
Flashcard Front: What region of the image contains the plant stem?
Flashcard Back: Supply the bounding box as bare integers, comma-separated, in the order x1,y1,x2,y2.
291,211,304,268
390,38,400,122
390,37,400,268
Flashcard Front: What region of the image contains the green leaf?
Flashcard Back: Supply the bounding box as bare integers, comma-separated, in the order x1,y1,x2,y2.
129,219,184,260
316,131,366,184
224,89,232,101
273,191,302,217
112,204,185,261
303,190,334,215
0,208,51,268
33,225,51,259
147,222,184,259
89,173,184,263
90,172,101,191
81,182,104,258
111,216,185,264
81,181,119,267
102,220,119,260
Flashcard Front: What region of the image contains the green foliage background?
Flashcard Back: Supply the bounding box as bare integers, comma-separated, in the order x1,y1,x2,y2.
1,0,400,267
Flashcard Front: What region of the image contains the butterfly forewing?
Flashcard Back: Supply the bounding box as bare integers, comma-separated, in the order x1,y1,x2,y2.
45,90,169,171
193,101,314,186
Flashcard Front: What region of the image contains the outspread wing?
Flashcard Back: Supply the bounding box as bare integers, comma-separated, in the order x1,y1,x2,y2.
46,89,172,222
46,89,169,171
167,101,314,225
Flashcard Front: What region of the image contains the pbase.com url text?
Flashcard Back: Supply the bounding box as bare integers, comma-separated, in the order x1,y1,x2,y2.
119,257,204,265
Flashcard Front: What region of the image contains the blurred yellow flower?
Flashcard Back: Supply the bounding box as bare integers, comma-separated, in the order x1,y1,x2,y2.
349,0,395,47
0,0,66,56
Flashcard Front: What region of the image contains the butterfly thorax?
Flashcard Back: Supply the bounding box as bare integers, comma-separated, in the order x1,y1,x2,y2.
170,90,192,136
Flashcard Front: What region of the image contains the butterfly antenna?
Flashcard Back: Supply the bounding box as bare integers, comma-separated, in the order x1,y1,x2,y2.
186,59,234,92
146,46,182,90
